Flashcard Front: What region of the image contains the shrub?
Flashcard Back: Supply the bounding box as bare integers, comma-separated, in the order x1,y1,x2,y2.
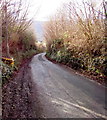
44,1,106,79
2,62,15,84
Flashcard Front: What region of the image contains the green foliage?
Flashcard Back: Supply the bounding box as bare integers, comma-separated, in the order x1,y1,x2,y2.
2,48,37,85
2,62,15,84
19,31,36,51
46,38,106,78
1,0,39,85
21,49,36,59
44,1,106,81
2,25,38,84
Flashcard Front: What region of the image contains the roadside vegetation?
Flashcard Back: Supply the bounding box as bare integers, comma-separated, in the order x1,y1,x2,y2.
44,1,107,84
0,0,38,84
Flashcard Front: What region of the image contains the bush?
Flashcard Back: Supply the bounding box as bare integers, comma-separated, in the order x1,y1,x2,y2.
44,1,106,80
2,62,15,84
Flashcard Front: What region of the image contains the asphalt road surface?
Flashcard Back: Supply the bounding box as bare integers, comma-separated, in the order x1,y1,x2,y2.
30,53,107,118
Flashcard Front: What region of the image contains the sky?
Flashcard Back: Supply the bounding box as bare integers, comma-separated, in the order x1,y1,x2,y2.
23,0,105,41
26,0,104,21
27,0,70,21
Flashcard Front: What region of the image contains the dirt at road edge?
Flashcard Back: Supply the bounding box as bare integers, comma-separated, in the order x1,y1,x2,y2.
2,58,42,118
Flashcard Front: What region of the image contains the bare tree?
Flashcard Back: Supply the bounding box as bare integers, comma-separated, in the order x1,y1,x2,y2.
3,0,10,57
44,0,104,56
1,0,36,58
103,0,107,18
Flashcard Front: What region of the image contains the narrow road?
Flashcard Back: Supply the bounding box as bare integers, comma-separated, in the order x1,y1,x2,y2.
30,53,107,118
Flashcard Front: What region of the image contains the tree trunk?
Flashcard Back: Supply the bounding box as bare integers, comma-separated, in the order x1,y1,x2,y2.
4,1,10,57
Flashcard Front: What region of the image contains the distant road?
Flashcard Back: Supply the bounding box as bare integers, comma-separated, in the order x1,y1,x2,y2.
30,53,107,118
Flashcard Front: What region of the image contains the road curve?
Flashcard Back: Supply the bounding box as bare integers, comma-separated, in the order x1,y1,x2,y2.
30,53,107,118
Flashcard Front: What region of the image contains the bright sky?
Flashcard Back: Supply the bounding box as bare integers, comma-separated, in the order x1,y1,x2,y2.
27,0,70,21
26,0,104,21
